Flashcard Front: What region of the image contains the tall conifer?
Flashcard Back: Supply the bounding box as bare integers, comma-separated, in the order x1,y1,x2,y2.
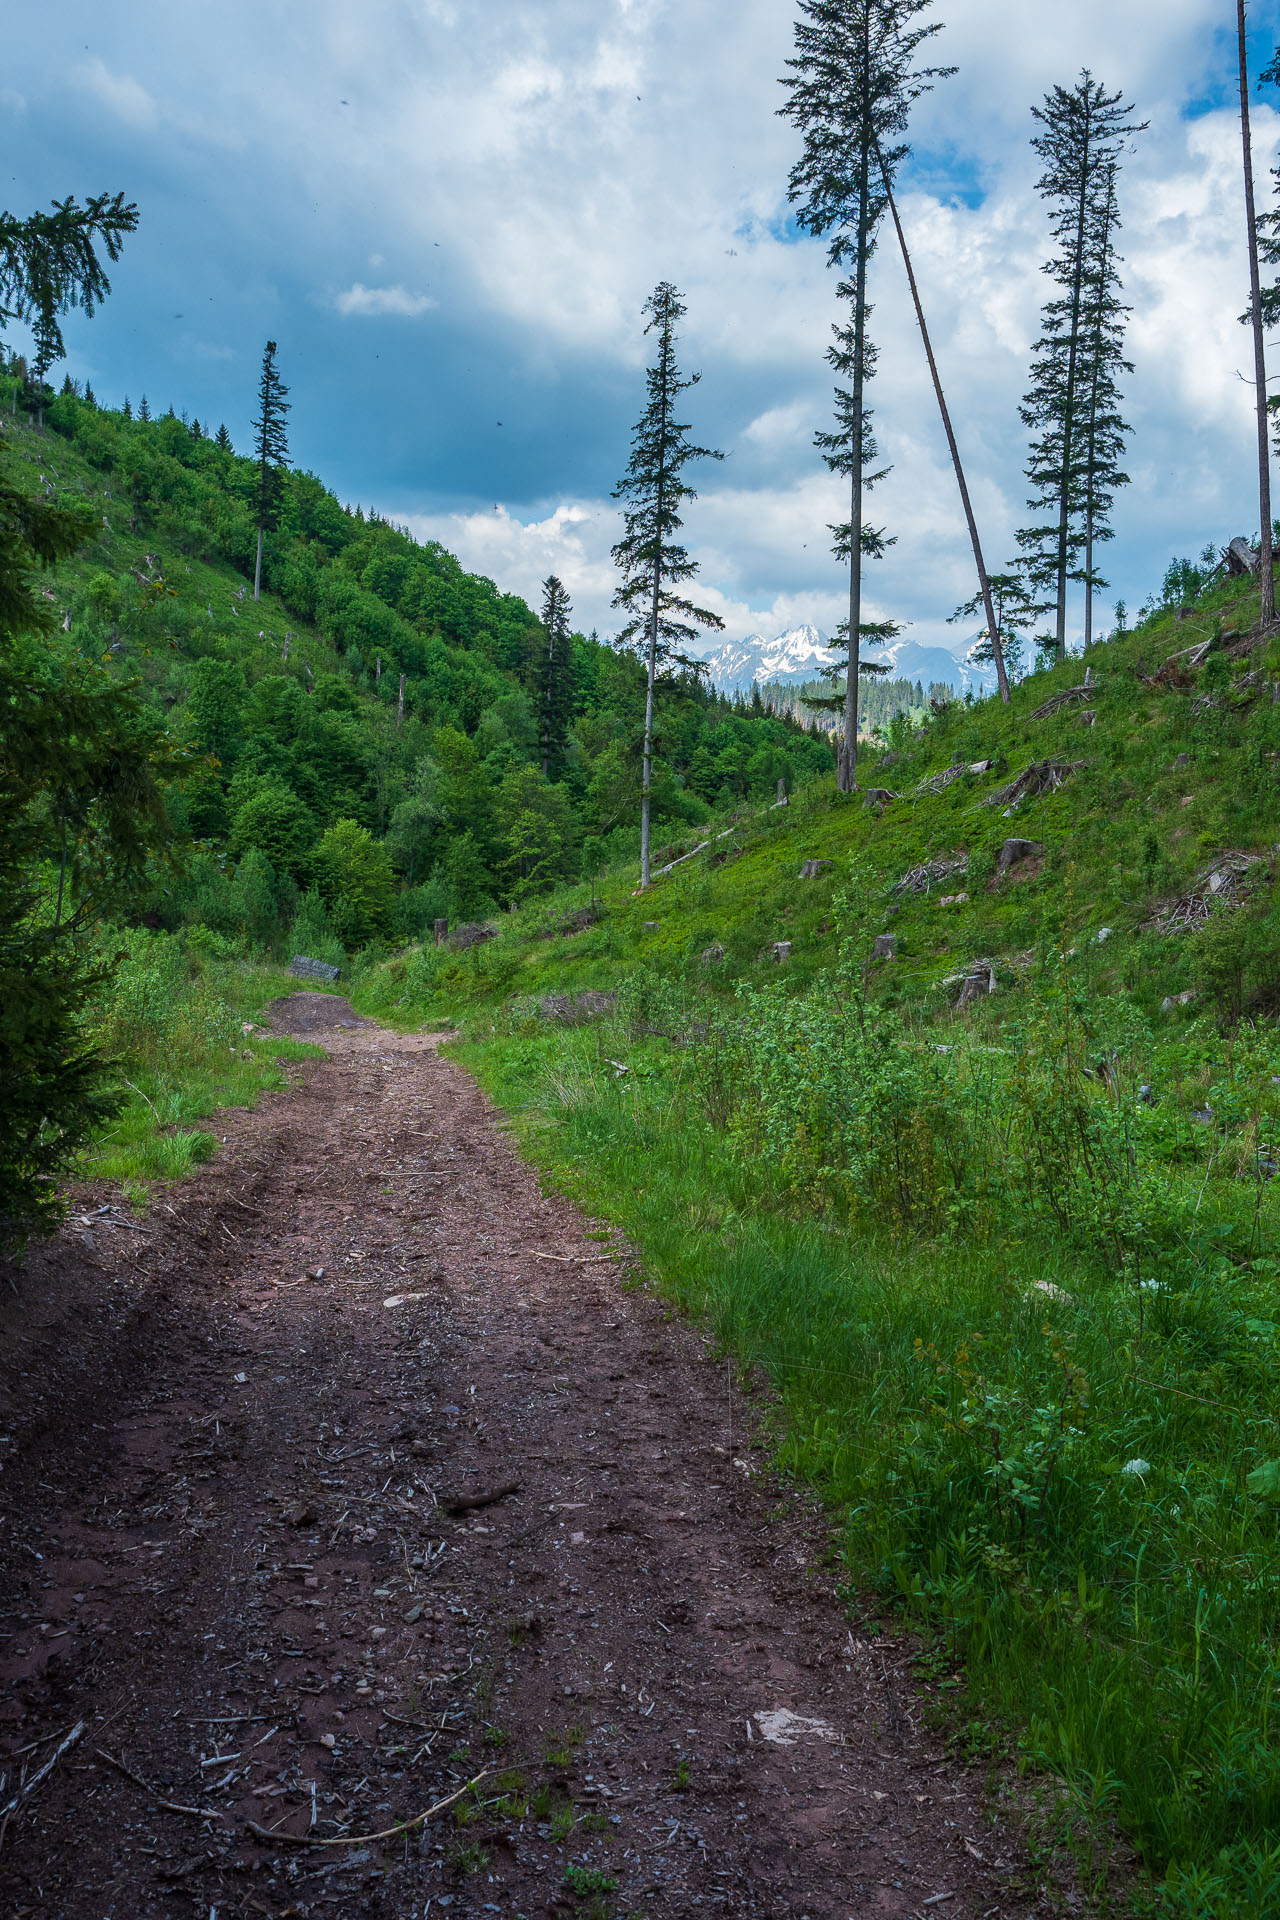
250,340,291,602
1017,73,1144,656
612,283,723,891
535,575,575,780
1077,159,1134,647
780,0,949,789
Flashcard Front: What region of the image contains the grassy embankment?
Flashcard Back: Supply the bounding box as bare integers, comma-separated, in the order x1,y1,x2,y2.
355,575,1280,1916
79,934,318,1201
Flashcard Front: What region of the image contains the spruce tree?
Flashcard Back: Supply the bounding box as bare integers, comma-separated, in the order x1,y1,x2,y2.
215,422,232,451
27,296,61,431
535,574,575,780
0,193,137,342
612,282,723,890
950,568,1050,685
1017,73,1144,656
780,0,950,789
122,396,132,420
1077,159,1134,646
138,393,151,421
250,341,291,601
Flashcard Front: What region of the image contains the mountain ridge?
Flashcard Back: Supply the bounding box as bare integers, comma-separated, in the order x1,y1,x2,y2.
693,623,999,697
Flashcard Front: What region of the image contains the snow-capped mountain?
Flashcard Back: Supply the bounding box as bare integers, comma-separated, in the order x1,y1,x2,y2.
692,625,998,697
693,624,839,690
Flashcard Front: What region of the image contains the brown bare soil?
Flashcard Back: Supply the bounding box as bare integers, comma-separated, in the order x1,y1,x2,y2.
0,997,1048,1918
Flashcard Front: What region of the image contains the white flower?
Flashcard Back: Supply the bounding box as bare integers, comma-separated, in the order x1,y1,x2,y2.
1121,1458,1151,1477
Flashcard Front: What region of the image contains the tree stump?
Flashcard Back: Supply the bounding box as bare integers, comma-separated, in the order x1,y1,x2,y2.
955,960,996,1008
996,837,1044,876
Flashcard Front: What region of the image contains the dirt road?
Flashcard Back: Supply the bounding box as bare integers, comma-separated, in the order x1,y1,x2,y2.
0,999,1044,1918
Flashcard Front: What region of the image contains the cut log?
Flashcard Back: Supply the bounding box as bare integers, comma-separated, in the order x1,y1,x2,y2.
799,860,835,879
872,934,897,961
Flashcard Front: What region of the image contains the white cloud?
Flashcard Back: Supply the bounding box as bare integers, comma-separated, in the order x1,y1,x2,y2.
333,283,438,317
24,0,1280,648
76,56,157,130
402,501,618,628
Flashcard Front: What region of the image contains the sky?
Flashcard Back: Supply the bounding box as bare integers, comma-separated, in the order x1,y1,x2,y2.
8,0,1280,656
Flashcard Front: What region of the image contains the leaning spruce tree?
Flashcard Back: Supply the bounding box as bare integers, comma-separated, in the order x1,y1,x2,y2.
250,339,291,601
780,0,950,790
1017,73,1144,657
612,283,723,891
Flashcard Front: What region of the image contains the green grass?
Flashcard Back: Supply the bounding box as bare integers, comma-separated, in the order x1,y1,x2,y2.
356,565,1280,1036
78,941,321,1200
457,995,1280,1918
345,574,1280,1914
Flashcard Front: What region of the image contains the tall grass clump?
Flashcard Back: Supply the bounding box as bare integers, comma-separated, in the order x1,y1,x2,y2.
82,927,314,1191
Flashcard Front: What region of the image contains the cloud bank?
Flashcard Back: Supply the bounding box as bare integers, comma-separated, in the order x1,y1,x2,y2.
9,0,1280,645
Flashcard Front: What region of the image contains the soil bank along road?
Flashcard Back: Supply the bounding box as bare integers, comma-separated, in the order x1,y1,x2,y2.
0,997,1045,1918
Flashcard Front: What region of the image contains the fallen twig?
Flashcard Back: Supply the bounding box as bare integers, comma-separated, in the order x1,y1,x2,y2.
245,1769,490,1849
530,1251,614,1265
95,1747,224,1819
0,1720,86,1836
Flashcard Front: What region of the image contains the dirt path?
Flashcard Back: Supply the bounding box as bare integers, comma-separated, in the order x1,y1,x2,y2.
0,999,1046,1919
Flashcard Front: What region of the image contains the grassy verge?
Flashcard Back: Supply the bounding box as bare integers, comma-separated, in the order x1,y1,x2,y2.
78,929,320,1204
458,988,1280,1920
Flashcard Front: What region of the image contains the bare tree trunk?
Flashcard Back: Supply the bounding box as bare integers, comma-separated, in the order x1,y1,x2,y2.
878,153,1010,704
640,556,659,890
253,525,263,602
1240,0,1276,623
1054,117,1094,657
397,673,405,725
841,137,872,795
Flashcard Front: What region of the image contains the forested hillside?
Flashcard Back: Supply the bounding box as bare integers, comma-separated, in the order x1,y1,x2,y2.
11,372,830,958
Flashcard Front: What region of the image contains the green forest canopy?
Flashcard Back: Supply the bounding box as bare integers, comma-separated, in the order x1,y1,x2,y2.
21,376,833,952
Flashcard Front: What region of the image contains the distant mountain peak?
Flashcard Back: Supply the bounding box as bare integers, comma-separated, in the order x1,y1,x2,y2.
692,625,997,697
